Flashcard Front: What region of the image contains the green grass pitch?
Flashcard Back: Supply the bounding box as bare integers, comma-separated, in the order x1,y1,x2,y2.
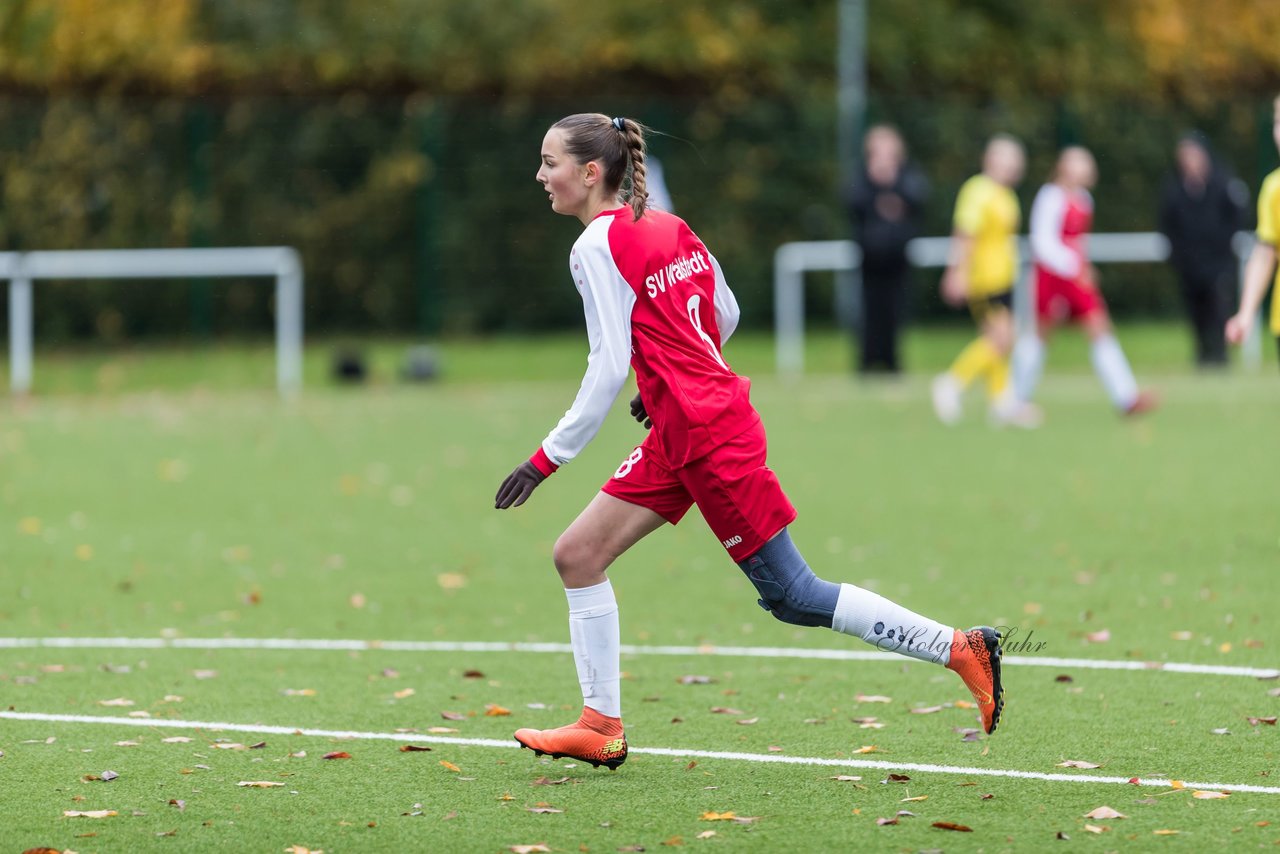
1,327,1278,852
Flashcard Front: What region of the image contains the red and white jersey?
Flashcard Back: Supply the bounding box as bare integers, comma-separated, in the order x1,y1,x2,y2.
539,207,758,470
1030,183,1093,282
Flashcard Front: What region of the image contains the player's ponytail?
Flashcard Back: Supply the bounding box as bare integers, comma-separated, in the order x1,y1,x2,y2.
619,118,649,222
551,113,650,221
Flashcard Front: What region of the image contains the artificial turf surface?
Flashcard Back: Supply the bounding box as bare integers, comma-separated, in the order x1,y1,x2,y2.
2,328,1278,852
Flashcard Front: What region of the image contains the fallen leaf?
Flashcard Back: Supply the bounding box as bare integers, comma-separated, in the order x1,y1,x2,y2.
910,705,944,715
527,805,563,814
1084,629,1111,643
192,670,218,680
1054,674,1074,683
248,742,267,750
901,795,928,803
932,821,973,832
437,572,467,590
322,752,352,760
485,704,512,717
1170,780,1186,789
735,717,759,726
400,745,433,752
1152,829,1180,835
532,776,570,786
162,737,192,744
440,761,461,772
236,781,284,788
1083,824,1107,833
100,770,119,781
882,773,910,783
678,675,714,684
212,743,248,750
895,810,916,818
1247,716,1278,726
64,810,117,818
709,707,744,715
441,711,466,721
954,699,976,709
1057,760,1102,769
1083,806,1126,820
831,775,862,782
97,698,134,707
699,811,736,821
855,694,892,703
282,689,316,697
1192,790,1230,799
1170,630,1193,641
685,761,697,771
696,830,716,839
508,846,551,854
393,688,416,700
1211,728,1232,735
128,710,151,719
766,745,783,753
730,816,760,825
660,837,683,846
1056,831,1070,840
875,817,898,826
156,829,177,837
981,793,995,800
169,799,185,811
853,745,880,754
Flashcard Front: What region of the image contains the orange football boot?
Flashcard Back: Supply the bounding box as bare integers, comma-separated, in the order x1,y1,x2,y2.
946,626,1005,735
514,706,628,770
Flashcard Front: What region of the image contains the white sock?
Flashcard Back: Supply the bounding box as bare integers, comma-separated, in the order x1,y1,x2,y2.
831,583,955,665
565,579,621,718
1012,334,1045,403
1089,334,1138,410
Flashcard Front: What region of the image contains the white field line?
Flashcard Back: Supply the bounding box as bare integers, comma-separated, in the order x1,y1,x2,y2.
2,710,1278,795
0,637,1276,680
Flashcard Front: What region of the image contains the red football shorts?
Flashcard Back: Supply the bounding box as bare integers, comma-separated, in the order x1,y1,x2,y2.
1036,268,1104,324
600,418,797,563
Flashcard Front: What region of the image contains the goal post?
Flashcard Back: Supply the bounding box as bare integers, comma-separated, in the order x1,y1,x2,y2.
3,247,304,397
774,231,1262,376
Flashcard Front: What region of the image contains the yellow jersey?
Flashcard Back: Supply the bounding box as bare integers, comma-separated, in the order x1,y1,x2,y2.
1256,168,1280,334
953,174,1020,296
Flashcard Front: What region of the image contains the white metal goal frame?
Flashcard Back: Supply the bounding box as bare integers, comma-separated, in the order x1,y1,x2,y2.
774,231,1263,375
2,247,304,397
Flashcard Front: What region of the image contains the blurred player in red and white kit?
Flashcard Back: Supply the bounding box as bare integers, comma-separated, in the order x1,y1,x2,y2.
492,113,1005,770
1012,146,1157,415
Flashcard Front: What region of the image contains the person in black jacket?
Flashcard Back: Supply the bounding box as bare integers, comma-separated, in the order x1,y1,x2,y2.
1158,133,1248,367
845,125,929,374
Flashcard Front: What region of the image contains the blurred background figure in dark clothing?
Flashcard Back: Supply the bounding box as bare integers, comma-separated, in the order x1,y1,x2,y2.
1158,133,1248,367
845,125,929,375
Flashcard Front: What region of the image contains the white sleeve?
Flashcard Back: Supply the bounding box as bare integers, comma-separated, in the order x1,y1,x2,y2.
709,253,740,345
1029,184,1082,278
540,228,637,467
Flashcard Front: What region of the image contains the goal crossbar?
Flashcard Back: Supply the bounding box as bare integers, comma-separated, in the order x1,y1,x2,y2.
3,247,304,397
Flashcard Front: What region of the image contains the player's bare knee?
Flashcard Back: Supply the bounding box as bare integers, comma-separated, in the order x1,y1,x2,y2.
552,532,606,584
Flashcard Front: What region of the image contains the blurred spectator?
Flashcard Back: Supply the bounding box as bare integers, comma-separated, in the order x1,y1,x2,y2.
1158,132,1247,367
844,125,928,375
645,155,675,213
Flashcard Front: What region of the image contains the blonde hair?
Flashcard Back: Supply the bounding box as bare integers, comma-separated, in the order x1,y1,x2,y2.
551,113,649,221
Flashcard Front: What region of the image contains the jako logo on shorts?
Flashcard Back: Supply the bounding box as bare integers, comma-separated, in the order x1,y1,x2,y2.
722,535,743,549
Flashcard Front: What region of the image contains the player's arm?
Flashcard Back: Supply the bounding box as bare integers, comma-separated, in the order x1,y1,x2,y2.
1226,241,1277,345
496,243,634,509
709,253,740,344
1029,185,1082,280
941,230,974,306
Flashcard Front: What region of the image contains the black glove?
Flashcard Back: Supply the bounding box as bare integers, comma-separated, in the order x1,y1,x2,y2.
495,461,546,509
629,392,652,429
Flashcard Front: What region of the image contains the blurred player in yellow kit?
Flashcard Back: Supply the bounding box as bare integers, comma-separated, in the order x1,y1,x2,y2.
932,135,1042,427
1226,94,1280,360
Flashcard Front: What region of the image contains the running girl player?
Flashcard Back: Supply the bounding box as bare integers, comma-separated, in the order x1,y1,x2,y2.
494,113,1004,770
1013,146,1157,415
